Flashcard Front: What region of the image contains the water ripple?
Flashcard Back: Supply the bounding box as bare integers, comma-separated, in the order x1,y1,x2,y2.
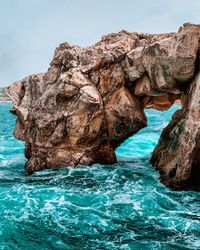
0,103,200,249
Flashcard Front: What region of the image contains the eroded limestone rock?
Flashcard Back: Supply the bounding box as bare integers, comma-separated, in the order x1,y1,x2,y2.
151,71,200,190
7,23,200,190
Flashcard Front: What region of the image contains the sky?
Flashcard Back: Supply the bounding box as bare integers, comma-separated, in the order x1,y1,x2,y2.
0,0,200,87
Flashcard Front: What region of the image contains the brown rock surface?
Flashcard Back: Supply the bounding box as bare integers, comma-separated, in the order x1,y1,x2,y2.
7,23,200,190
151,72,200,190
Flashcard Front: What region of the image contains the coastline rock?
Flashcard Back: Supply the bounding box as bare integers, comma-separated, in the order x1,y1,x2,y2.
8,23,200,190
0,87,10,102
151,71,200,190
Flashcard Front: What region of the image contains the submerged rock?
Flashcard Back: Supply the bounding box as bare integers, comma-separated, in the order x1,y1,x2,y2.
7,23,200,190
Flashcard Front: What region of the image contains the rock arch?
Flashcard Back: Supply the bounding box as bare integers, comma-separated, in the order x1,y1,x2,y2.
7,23,200,190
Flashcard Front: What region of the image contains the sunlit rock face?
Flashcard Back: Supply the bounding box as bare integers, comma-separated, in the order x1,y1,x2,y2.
7,23,200,190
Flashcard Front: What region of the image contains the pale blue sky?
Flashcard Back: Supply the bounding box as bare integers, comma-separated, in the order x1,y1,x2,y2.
0,0,200,86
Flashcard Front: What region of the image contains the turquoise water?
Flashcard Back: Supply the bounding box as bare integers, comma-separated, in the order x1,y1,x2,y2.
0,102,200,250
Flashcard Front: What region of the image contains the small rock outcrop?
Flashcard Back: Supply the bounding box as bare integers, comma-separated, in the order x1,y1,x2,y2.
0,87,10,101
7,23,200,190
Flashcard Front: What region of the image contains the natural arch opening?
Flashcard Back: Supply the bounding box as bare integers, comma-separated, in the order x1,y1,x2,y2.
116,104,181,159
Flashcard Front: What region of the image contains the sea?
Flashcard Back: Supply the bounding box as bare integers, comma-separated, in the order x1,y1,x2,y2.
0,102,199,250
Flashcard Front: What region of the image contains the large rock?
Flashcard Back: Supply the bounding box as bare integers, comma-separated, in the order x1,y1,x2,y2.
8,23,200,190
151,71,200,190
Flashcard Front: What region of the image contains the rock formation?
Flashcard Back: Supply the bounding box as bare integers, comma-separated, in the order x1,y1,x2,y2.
0,87,10,101
7,23,200,190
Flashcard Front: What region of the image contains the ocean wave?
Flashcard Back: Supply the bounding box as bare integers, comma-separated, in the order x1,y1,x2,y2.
0,103,199,249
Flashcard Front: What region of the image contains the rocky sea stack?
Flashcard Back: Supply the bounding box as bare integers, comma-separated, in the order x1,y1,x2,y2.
7,23,200,190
